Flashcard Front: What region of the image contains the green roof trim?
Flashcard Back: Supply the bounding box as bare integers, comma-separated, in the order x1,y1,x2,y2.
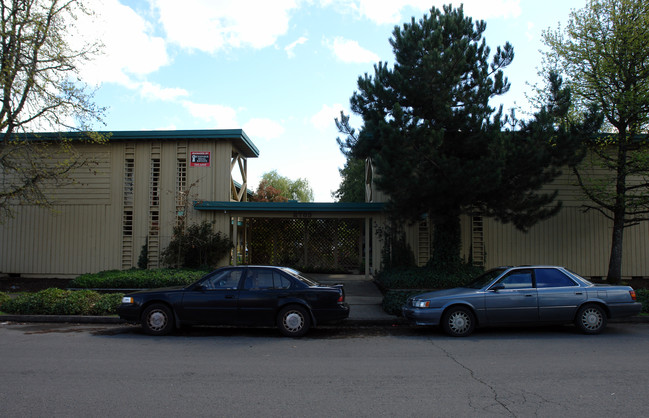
194,201,385,213
14,129,260,158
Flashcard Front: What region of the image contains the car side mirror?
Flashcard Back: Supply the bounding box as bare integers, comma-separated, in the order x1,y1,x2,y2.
490,284,505,292
193,283,207,292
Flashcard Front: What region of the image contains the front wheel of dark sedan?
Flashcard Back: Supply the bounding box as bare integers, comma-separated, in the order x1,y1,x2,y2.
442,306,476,337
277,305,311,338
141,304,175,336
575,304,607,334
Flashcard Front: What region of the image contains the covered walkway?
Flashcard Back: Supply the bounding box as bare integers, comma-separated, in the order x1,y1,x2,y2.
195,201,384,277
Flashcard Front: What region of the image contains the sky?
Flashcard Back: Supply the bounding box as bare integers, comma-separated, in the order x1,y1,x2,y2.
74,0,589,201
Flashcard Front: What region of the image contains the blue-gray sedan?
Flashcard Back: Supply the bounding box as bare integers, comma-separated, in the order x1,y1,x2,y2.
402,266,642,337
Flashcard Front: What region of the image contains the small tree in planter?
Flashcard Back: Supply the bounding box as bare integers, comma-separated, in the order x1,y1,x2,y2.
162,221,232,268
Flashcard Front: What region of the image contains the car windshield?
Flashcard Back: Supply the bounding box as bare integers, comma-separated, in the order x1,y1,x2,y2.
464,268,507,289
281,268,321,286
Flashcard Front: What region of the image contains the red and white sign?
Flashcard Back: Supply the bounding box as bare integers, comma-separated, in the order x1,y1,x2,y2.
190,151,211,167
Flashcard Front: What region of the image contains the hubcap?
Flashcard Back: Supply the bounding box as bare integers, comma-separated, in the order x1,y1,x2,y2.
582,308,602,330
148,310,167,331
449,312,470,334
284,312,304,332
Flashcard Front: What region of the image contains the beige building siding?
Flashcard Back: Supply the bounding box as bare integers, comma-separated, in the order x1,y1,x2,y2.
369,154,649,278
482,207,649,278
1,130,256,277
0,204,120,277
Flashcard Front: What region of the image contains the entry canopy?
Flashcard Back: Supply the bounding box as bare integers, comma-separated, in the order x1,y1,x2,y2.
194,201,384,218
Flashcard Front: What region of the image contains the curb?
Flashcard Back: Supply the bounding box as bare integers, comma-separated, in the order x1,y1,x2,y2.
0,314,407,327
1,315,646,326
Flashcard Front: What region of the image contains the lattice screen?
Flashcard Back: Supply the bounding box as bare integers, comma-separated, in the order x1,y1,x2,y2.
248,218,363,272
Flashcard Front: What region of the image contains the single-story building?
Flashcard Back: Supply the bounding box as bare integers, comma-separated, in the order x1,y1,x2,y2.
1,129,647,280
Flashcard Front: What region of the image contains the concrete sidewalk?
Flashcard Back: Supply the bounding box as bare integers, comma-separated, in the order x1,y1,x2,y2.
310,274,402,325
0,274,402,326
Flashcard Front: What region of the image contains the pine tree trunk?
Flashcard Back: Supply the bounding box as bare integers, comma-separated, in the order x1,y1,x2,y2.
607,132,628,284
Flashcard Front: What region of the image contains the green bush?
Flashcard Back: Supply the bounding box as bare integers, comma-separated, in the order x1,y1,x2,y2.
637,289,649,313
376,264,483,290
70,268,208,289
383,290,423,316
1,288,124,315
0,292,10,310
162,221,232,268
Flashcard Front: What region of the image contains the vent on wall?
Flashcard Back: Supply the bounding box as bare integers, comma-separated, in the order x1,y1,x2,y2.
121,145,136,269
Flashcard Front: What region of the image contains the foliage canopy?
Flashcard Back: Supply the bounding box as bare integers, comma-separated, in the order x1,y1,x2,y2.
0,0,106,220
543,0,649,281
338,4,597,267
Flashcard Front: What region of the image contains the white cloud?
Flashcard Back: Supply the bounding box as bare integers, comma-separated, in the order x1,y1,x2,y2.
321,0,521,24
152,0,301,53
243,118,285,141
285,36,309,58
181,101,239,128
138,82,189,101
325,37,379,63
76,0,170,86
526,21,535,41
311,104,345,131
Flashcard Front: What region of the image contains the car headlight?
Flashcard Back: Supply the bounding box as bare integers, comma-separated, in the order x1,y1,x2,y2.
413,299,431,308
121,296,135,304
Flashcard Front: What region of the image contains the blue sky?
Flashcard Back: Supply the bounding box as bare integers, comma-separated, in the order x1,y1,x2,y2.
78,0,587,201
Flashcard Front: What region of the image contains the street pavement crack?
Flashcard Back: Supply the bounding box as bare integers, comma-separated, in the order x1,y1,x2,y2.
431,340,515,416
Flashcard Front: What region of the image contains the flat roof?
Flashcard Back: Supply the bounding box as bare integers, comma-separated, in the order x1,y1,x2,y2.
194,201,384,218
15,129,260,158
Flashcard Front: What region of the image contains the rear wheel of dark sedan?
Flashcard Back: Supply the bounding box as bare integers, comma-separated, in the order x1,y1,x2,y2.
575,304,607,334
142,304,174,336
442,306,476,337
277,305,311,338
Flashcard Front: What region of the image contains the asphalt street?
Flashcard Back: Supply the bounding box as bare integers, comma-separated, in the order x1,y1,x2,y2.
2,322,649,417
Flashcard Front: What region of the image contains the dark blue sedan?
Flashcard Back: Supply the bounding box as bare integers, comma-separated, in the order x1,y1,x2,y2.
402,266,642,337
118,266,349,337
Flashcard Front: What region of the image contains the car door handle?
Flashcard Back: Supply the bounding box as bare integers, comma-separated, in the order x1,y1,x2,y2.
225,295,235,299
575,292,583,295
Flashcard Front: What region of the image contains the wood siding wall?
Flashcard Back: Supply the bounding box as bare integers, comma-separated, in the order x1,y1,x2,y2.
1,139,239,277
371,157,649,279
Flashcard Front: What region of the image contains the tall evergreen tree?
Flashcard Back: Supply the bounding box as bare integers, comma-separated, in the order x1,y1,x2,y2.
339,5,598,268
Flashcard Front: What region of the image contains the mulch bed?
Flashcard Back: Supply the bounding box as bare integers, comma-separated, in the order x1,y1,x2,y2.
0,278,72,292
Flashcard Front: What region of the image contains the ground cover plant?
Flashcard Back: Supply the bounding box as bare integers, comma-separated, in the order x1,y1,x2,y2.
0,289,123,316
69,268,208,289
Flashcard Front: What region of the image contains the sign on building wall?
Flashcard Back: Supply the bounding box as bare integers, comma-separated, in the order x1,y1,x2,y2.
190,151,211,167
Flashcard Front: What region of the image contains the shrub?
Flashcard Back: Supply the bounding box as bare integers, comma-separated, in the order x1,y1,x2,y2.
382,290,423,316
1,289,124,315
162,221,232,268
637,289,649,313
0,292,10,310
376,264,483,290
70,268,208,289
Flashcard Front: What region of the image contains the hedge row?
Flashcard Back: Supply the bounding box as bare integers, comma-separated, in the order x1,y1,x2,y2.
70,268,209,289
376,265,483,290
383,288,649,317
0,289,123,316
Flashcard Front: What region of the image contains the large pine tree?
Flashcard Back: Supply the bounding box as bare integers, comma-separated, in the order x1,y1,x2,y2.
338,5,599,268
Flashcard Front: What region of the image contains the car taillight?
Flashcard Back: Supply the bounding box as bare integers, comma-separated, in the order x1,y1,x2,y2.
630,290,637,301
338,290,344,303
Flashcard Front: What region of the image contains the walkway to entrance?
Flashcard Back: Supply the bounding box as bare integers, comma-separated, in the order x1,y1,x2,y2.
195,201,385,277
309,273,397,323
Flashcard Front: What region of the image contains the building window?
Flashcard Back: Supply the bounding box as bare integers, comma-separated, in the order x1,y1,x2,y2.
150,158,160,207
123,210,133,236
123,159,134,206
176,157,187,228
